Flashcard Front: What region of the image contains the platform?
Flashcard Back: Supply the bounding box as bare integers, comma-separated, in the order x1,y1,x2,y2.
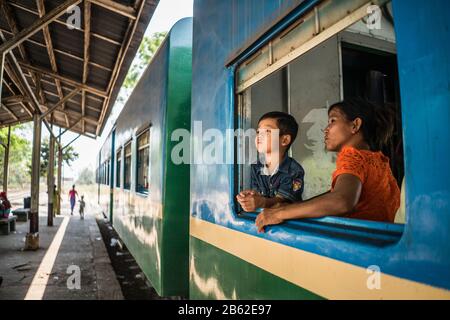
0,204,123,300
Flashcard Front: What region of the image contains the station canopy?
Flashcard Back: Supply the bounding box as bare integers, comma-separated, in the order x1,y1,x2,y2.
0,0,158,138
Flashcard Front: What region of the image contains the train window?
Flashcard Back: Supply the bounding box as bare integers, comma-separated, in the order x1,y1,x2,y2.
234,2,405,226
124,142,132,190
136,130,150,195
116,148,122,188
106,159,110,186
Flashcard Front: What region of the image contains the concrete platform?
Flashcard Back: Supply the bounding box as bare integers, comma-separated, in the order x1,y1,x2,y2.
0,208,123,300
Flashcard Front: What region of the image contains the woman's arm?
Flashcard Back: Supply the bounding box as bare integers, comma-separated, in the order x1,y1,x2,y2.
255,174,362,232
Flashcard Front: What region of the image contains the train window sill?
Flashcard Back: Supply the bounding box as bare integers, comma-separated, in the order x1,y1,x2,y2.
238,212,404,247
136,191,149,197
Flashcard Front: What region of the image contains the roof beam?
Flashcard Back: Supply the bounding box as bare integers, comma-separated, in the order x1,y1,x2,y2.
6,1,122,46
0,27,113,72
88,0,137,20
1,102,19,121
36,0,69,125
82,1,92,134
0,0,47,105
19,62,108,98
0,0,83,54
97,0,147,135
0,32,59,139
40,87,81,120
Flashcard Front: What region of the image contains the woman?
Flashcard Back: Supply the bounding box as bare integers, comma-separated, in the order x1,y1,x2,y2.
255,98,400,232
68,185,78,216
0,192,11,218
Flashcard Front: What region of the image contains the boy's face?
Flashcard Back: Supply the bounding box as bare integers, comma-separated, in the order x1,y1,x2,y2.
256,118,290,155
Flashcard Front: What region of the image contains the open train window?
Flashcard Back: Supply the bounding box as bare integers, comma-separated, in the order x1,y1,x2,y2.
124,142,132,191
106,159,110,186
136,130,150,195
234,1,405,235
116,148,122,188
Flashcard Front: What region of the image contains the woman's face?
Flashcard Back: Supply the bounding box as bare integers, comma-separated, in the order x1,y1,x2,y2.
324,107,355,152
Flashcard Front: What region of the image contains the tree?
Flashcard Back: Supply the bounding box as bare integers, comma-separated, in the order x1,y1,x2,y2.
35,139,79,178
108,32,167,129
76,167,94,185
0,124,32,188
123,31,167,91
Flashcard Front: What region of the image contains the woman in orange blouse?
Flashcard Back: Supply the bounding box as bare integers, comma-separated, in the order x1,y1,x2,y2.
255,98,400,232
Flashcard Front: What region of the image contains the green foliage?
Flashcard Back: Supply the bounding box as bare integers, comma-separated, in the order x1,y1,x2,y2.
123,32,167,91
76,167,95,185
0,124,32,188
36,138,79,178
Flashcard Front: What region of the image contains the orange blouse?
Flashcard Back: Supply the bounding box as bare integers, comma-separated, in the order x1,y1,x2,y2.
331,146,400,222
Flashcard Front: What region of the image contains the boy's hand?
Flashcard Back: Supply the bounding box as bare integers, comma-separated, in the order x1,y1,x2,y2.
236,190,266,212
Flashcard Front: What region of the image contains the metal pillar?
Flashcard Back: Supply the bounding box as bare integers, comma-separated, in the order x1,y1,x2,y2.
2,126,11,192
25,113,41,250
47,128,55,226
57,128,62,215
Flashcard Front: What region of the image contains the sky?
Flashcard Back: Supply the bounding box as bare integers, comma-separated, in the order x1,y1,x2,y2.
51,0,194,181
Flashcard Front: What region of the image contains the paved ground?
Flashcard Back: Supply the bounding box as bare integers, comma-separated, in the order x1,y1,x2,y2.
0,194,123,300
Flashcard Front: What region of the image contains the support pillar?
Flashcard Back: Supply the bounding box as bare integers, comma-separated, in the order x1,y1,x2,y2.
47,129,55,226
2,126,11,192
25,113,41,250
57,129,62,215
0,52,4,101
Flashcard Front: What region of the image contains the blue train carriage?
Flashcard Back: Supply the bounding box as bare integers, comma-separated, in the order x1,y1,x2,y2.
190,0,450,299
97,18,193,297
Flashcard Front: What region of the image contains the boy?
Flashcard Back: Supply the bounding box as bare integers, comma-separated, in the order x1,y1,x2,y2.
78,195,86,220
236,111,305,212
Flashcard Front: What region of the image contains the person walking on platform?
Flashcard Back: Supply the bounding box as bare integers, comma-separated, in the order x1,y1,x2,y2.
68,185,78,216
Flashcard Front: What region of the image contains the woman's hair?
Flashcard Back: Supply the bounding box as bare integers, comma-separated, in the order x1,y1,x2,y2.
328,97,395,151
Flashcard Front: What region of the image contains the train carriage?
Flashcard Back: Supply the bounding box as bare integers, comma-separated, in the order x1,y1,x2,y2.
97,18,192,297
189,0,450,299
95,0,450,300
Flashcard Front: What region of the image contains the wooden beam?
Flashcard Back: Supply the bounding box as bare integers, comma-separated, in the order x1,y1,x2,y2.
6,1,122,46
82,1,92,134
1,95,25,103
97,0,147,135
0,27,114,72
19,62,108,98
88,0,137,20
1,103,19,121
40,87,81,119
36,0,69,126
27,76,105,103
0,116,32,129
0,0,83,53
1,1,47,105
0,52,4,103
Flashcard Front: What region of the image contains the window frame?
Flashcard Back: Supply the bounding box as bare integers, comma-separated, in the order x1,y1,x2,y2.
116,148,122,189
135,129,150,196
230,0,405,246
123,141,132,191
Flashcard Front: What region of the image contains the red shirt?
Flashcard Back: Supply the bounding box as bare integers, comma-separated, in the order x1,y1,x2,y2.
331,146,400,222
69,190,77,199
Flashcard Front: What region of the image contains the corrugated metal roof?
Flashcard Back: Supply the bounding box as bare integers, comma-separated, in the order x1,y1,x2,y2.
0,0,159,138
